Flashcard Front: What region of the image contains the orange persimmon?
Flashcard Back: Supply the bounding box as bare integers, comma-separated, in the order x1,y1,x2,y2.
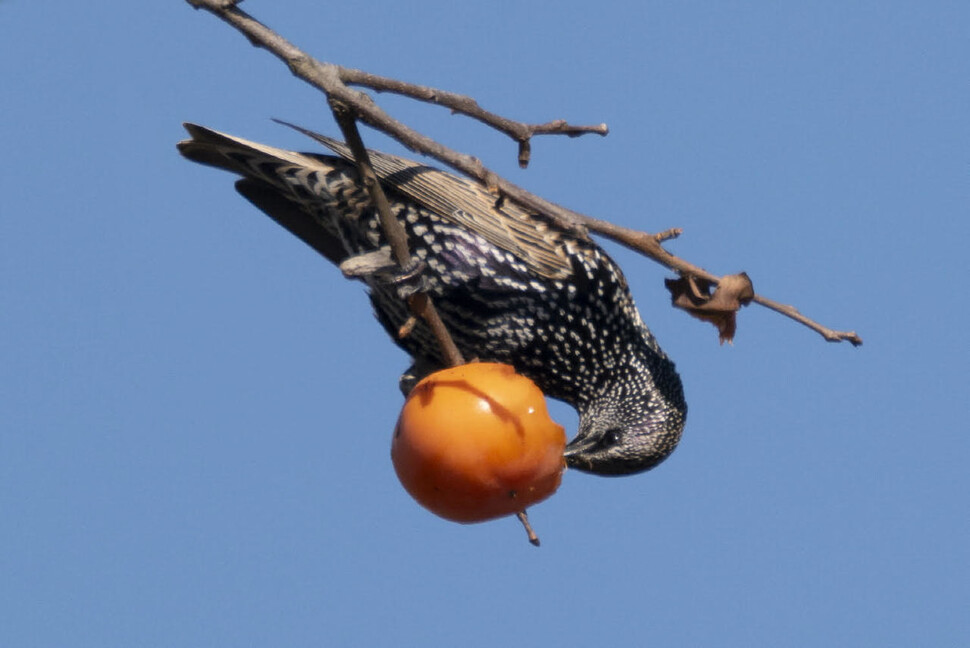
391,363,566,523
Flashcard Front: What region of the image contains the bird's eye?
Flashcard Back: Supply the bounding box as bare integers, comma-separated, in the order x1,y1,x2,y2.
598,428,622,449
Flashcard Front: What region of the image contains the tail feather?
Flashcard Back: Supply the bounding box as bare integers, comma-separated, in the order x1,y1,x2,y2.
178,123,330,179
178,123,350,265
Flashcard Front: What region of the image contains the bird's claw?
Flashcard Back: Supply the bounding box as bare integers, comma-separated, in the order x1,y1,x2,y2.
388,259,428,299
339,247,429,299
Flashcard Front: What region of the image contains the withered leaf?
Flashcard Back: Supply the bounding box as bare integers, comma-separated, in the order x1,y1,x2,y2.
665,272,755,344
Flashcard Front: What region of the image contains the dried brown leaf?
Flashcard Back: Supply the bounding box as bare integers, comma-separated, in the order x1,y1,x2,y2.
665,272,755,344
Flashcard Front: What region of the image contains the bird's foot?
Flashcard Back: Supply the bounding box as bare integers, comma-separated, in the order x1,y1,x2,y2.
339,247,428,299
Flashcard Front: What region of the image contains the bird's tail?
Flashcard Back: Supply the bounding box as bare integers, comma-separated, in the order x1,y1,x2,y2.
178,123,330,180
177,123,353,265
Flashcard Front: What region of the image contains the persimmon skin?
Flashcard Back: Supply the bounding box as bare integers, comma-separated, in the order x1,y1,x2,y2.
392,363,566,523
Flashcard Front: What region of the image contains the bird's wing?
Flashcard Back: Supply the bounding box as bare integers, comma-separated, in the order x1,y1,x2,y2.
279,122,577,280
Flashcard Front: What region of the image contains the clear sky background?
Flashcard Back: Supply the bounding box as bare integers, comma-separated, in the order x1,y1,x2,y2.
2,2,968,646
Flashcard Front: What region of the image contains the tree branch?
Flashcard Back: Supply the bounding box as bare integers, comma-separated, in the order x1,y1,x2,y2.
338,68,608,168
185,0,862,346
752,295,863,346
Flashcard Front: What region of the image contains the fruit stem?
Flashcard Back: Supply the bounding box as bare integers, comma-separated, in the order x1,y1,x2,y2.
516,510,540,547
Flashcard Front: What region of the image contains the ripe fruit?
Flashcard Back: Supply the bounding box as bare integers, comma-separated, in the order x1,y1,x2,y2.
392,363,566,523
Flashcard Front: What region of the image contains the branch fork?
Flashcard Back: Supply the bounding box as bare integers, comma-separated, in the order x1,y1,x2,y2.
184,0,864,347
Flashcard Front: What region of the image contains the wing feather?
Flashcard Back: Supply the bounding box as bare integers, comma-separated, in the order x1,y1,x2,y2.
279,122,576,280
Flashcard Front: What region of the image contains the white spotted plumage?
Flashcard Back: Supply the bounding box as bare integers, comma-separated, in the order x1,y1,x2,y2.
178,122,687,475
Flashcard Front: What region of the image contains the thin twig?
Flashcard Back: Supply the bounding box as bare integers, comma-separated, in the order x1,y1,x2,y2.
405,294,465,367
593,218,862,345
752,295,863,346
516,511,540,547
339,69,608,168
330,103,466,367
397,315,418,339
654,227,683,243
185,0,862,346
330,102,411,266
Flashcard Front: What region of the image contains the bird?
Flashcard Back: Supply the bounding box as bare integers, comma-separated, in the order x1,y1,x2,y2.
177,122,687,476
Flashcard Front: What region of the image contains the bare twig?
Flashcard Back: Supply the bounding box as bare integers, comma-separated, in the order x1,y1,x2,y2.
405,294,465,367
654,227,683,243
397,315,418,339
753,295,863,346
330,102,411,266
338,69,608,168
185,0,862,346
516,511,541,547
581,218,863,345
330,102,466,367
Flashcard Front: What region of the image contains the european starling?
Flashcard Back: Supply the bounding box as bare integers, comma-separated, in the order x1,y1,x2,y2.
177,123,686,476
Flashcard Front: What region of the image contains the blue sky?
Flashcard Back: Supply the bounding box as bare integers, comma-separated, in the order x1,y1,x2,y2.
2,1,968,646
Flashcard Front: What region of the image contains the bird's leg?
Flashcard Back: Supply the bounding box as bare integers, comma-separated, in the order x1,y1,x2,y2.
398,358,440,397
339,246,429,300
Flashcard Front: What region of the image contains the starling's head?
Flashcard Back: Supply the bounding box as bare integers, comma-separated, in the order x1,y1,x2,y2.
563,356,687,476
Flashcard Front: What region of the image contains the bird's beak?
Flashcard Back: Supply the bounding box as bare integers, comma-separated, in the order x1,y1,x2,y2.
562,432,599,468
